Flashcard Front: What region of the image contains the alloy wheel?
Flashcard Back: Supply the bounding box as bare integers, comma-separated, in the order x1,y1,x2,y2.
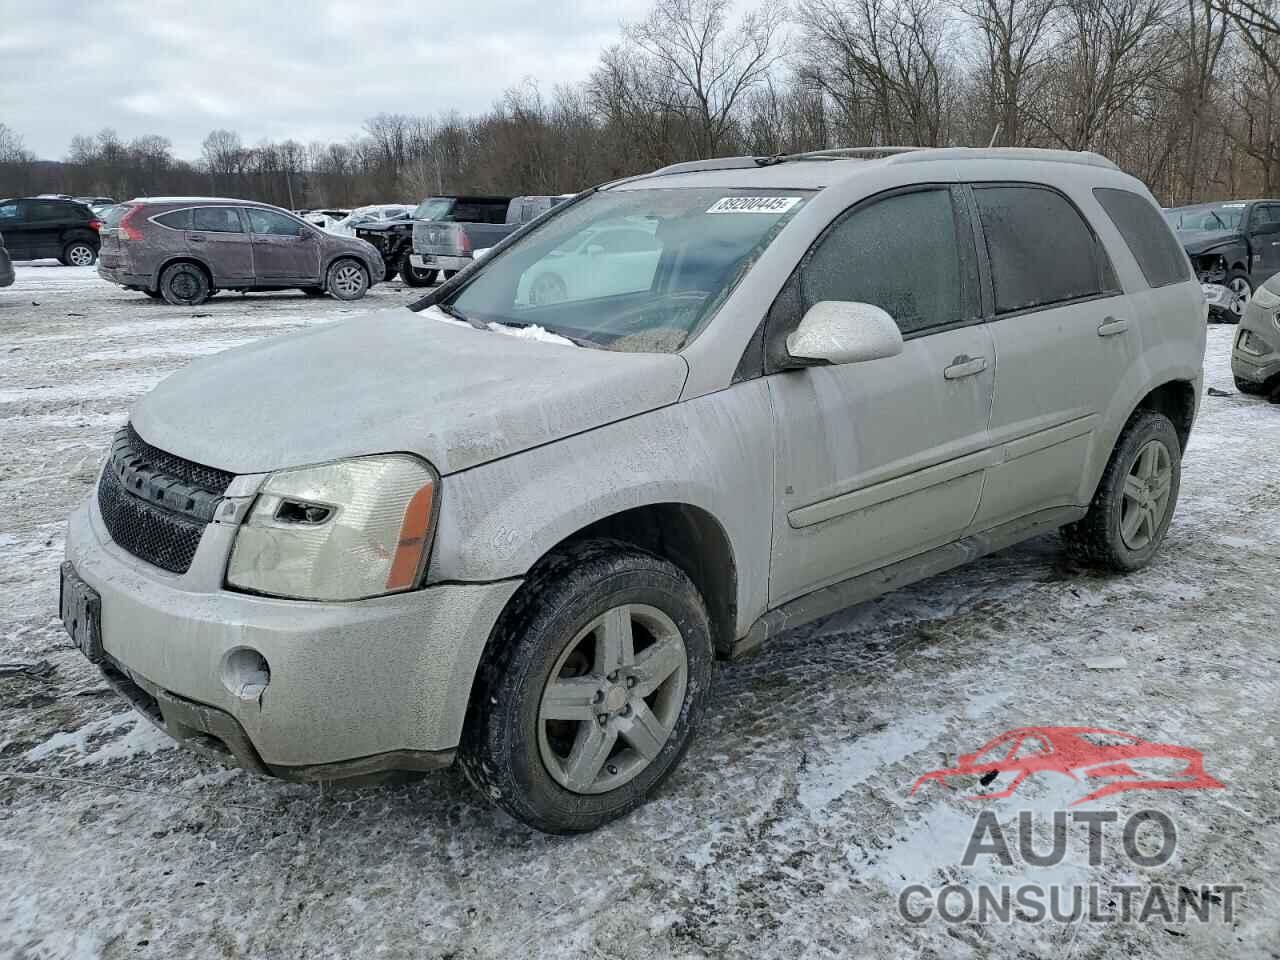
537,604,688,795
68,244,95,266
333,264,365,297
1120,439,1173,550
1229,277,1251,317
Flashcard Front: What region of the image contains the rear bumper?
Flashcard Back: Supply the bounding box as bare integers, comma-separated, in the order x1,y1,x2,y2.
98,264,151,289
411,253,469,271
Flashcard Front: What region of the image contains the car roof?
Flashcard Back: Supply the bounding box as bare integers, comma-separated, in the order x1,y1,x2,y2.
127,197,283,208
608,147,1123,192
1167,199,1280,210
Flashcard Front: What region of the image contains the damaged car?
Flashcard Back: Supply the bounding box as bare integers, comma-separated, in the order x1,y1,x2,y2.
62,148,1205,833
1164,199,1280,321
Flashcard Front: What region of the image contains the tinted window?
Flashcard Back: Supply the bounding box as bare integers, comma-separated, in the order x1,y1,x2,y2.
192,207,244,233
1093,188,1190,288
154,208,192,230
246,208,302,236
801,188,970,336
30,201,74,221
0,202,17,221
453,200,508,224
974,185,1116,313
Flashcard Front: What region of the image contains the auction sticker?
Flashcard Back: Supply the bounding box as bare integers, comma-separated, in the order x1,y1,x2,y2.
707,196,802,214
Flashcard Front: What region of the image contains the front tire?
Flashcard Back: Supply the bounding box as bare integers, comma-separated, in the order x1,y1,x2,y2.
159,262,211,306
1062,410,1181,572
1235,375,1269,395
459,539,714,834
1223,271,1252,323
326,258,369,300
300,286,327,298
400,254,437,287
143,289,163,300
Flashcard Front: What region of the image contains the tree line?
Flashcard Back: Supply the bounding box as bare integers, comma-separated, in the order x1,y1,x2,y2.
4,0,1280,208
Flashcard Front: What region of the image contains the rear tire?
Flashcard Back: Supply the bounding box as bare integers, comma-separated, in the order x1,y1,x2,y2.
459,539,714,834
400,254,437,287
62,241,97,267
326,258,369,300
1061,411,1181,572
159,262,211,306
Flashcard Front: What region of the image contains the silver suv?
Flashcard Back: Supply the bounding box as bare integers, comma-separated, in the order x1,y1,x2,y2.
61,148,1206,833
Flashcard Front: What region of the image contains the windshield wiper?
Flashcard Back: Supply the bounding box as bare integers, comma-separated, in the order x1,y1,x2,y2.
435,301,487,331
487,318,601,350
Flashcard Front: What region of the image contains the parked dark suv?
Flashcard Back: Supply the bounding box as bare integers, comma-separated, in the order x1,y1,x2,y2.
1164,199,1280,320
97,198,385,305
0,230,14,287
0,197,100,266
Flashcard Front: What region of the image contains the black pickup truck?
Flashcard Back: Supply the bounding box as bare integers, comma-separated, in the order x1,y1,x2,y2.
1165,199,1280,320
356,195,566,286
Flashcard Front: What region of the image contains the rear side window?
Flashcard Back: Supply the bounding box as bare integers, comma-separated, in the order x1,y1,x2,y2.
153,208,191,230
0,202,17,220
453,200,508,224
30,201,73,221
1093,188,1190,288
801,187,975,337
192,207,244,233
974,185,1117,313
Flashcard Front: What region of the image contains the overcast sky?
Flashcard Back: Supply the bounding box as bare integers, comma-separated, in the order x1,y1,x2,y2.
0,0,653,161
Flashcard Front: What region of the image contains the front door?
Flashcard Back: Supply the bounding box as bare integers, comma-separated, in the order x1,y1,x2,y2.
766,186,996,606
1247,203,1280,284
187,206,253,283
967,183,1134,530
245,208,321,283
0,200,26,258
10,200,65,259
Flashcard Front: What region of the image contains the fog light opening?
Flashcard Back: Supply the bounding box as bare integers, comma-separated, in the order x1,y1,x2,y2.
221,647,271,701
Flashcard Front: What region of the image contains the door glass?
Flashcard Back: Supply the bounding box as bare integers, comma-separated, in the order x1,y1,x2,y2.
246,208,303,236
974,185,1116,313
800,188,968,336
192,207,244,233
154,209,192,230
0,202,17,221
31,201,70,221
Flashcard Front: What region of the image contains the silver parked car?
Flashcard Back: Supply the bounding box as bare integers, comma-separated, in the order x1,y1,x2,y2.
61,148,1206,833
1232,271,1280,396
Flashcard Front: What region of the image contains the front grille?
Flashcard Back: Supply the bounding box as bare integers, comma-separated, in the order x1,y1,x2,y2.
97,425,233,574
123,424,233,494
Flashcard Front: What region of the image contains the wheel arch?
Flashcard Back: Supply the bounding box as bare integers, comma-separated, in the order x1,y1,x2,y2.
1133,379,1196,452
153,255,213,290
528,502,739,658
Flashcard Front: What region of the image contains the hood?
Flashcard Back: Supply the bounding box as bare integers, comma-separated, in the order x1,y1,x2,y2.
1178,229,1242,255
131,308,688,476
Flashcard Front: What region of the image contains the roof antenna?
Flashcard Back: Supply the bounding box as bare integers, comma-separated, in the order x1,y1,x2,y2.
988,124,1002,149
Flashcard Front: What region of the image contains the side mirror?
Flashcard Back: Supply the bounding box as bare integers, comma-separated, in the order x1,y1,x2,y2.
786,301,905,366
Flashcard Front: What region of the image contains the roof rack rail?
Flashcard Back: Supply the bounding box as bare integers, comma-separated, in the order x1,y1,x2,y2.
648,156,769,176
884,147,1119,170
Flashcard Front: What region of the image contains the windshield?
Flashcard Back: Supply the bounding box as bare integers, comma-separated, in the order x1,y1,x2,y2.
439,187,810,352
413,198,454,221
1163,203,1248,232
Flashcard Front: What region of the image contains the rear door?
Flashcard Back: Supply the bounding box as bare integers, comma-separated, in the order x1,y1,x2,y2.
968,183,1133,530
0,200,27,259
244,208,321,283
15,200,65,258
187,206,253,283
1247,203,1280,283
766,186,996,605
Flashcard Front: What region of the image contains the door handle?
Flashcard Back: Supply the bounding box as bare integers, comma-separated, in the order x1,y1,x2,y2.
1097,316,1129,337
188,234,205,242
943,355,988,380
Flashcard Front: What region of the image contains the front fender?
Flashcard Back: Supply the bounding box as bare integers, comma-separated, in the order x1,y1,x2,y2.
429,380,776,639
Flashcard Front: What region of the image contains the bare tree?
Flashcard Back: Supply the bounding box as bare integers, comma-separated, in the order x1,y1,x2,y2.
625,0,789,155
962,0,1057,146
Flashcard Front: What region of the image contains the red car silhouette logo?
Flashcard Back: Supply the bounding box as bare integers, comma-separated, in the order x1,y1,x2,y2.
910,726,1224,805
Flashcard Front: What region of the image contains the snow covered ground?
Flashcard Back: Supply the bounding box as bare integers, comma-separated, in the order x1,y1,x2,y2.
1,263,1277,959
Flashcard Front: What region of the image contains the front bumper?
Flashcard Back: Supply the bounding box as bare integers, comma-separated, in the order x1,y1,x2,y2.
410,253,470,272
65,494,519,778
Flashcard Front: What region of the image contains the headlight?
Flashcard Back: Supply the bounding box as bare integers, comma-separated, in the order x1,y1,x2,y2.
226,454,438,601
1252,284,1280,310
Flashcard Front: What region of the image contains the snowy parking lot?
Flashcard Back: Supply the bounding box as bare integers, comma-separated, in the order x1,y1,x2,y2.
1,264,1277,959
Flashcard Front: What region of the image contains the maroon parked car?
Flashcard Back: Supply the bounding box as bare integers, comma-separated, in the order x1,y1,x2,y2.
97,198,384,305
